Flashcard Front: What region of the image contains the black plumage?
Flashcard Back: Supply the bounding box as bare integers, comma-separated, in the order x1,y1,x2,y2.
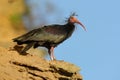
13,14,86,60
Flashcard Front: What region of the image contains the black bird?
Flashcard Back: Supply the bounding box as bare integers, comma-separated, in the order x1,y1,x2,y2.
13,14,86,60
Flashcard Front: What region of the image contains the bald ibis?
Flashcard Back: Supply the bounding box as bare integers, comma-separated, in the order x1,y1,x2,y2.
13,14,86,60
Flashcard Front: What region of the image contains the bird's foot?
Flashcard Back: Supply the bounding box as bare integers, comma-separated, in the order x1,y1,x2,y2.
50,58,56,61
50,57,56,61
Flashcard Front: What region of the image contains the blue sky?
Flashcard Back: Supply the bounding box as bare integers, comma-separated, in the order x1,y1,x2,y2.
26,0,120,80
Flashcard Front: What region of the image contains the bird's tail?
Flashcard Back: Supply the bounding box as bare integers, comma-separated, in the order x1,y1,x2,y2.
13,35,26,45
20,42,35,54
13,37,23,45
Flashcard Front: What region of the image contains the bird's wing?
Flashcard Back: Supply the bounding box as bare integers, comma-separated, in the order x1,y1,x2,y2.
14,25,67,43
13,28,42,42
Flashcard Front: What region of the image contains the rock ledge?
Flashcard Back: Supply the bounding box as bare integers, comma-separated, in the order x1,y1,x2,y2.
0,47,82,80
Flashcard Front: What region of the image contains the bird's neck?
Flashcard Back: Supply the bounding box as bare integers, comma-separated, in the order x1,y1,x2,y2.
64,22,75,38
65,22,75,32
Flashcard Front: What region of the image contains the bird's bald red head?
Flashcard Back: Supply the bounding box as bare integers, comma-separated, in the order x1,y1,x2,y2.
69,16,86,31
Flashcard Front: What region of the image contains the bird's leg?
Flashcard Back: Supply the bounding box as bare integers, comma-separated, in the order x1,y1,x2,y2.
49,47,56,60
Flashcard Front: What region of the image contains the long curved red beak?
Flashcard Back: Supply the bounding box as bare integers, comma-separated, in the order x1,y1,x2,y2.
77,20,86,31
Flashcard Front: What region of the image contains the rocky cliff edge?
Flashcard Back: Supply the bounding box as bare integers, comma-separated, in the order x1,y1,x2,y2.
0,47,82,80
